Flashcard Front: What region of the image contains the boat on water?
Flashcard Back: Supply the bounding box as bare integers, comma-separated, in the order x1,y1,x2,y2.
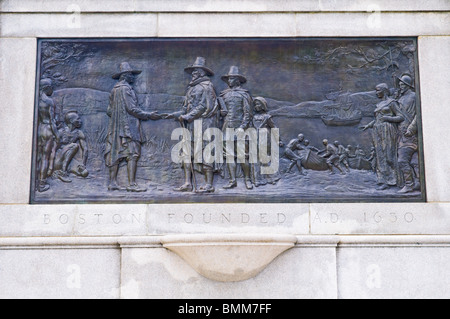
348,156,372,170
321,111,363,126
298,149,329,171
321,100,363,126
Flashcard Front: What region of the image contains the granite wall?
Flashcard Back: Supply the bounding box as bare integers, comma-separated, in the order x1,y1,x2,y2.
0,0,449,299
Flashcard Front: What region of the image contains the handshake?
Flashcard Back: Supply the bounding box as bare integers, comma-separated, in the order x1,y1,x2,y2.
146,111,188,123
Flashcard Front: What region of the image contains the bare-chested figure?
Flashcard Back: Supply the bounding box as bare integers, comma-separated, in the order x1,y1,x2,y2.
321,139,345,175
52,111,89,183
36,78,58,192
284,133,307,175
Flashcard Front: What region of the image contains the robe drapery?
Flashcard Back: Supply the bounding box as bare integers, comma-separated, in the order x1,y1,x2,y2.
105,80,151,167
372,98,403,186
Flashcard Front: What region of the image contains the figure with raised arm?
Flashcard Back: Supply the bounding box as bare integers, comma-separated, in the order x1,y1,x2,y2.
361,83,404,190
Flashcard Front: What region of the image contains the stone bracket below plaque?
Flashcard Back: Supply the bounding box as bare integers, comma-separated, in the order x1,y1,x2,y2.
161,234,297,282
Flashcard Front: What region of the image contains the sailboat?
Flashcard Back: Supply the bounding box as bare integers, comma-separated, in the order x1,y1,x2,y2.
321,101,362,127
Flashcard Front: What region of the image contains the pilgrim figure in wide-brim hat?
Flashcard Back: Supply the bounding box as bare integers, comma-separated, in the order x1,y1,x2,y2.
184,57,214,76
165,56,219,193
219,65,254,190
112,62,142,80
106,62,162,193
221,65,247,84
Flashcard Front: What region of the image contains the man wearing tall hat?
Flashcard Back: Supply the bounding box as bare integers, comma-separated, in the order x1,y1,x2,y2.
396,73,419,193
219,66,254,190
166,57,219,193
105,62,162,192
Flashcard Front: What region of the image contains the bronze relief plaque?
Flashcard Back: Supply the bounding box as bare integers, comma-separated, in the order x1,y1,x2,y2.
31,38,425,203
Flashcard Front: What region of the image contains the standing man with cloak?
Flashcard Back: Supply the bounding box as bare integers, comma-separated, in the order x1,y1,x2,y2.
105,62,162,192
166,57,220,193
220,66,255,190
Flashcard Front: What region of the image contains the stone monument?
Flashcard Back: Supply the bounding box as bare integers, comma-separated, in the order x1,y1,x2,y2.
1,0,449,299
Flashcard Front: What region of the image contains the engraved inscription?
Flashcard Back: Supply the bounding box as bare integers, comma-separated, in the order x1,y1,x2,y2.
312,211,415,225
167,212,287,225
43,213,144,225
363,211,415,224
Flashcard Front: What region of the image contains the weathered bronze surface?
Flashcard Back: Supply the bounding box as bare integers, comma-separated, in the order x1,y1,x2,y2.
30,38,425,203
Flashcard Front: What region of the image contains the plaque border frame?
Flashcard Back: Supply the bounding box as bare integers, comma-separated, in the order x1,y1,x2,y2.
29,36,427,204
